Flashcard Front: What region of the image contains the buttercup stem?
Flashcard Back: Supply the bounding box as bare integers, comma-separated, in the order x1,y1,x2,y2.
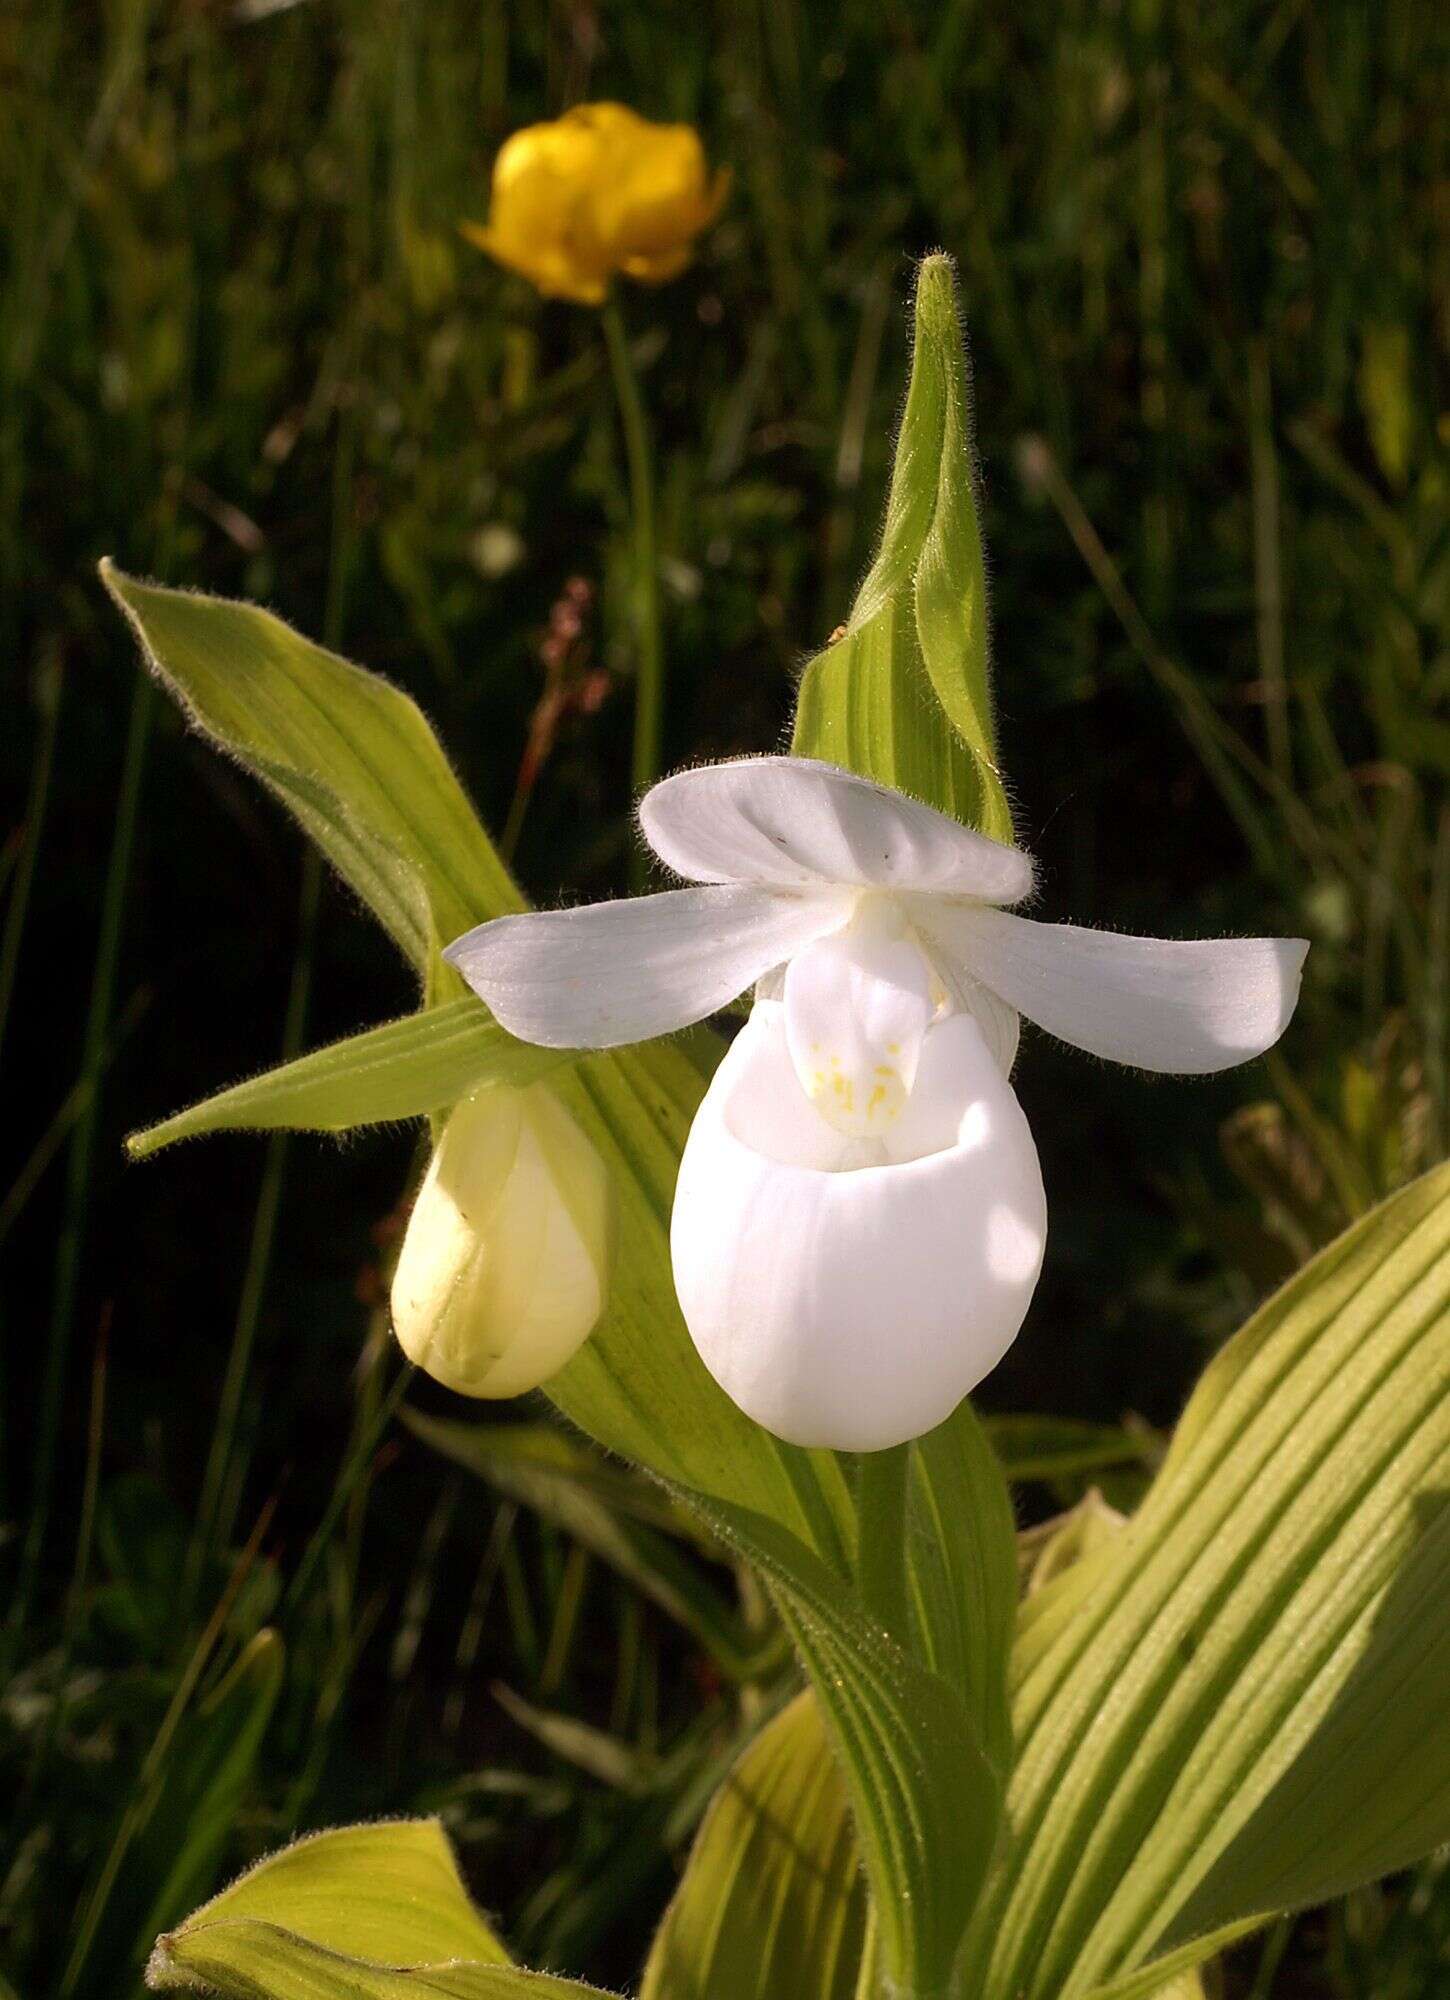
856,1442,912,1643
602,294,664,853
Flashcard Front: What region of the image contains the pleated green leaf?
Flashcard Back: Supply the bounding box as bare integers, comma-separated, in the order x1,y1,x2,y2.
908,1403,1017,1774
102,562,523,976
640,1692,865,2000
127,999,567,1157
791,255,1012,841
1079,1920,1263,2000
145,1820,531,1996
968,1159,1450,1999
1168,1494,1450,1933
693,1491,1000,1999
149,1933,601,2000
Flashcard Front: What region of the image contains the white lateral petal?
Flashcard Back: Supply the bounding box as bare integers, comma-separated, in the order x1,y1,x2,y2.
671,1010,1046,1451
925,904,1309,1073
444,884,850,1050
640,755,1034,902
783,906,936,1136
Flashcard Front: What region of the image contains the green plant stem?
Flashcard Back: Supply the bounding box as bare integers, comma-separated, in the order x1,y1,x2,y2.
281,1360,414,1617
0,645,62,1063
187,379,357,1602
602,295,664,837
856,1444,911,1644
0,986,149,1251
1247,338,1291,792
1244,1914,1293,2000
185,847,322,1605
60,1494,277,1996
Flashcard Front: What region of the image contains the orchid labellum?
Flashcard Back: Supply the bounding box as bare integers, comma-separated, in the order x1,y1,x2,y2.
447,757,1307,1451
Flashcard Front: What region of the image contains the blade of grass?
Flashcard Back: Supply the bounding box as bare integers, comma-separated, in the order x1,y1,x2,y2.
1018,435,1287,891
59,1493,278,1995
7,671,156,1656
0,985,151,1251
189,363,360,1598
281,1358,414,1618
1247,339,1291,791
184,847,321,1606
0,645,62,1062
602,296,665,837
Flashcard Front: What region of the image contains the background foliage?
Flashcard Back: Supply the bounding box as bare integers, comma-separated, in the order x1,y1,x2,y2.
2,2,1446,1995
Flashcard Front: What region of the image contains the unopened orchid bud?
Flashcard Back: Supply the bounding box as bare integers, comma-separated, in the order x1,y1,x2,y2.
391,1082,611,1398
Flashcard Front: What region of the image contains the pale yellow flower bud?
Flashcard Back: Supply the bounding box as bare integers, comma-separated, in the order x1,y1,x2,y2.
462,102,729,305
391,1082,611,1397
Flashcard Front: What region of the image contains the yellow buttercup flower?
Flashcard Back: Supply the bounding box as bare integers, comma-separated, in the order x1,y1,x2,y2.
463,103,728,305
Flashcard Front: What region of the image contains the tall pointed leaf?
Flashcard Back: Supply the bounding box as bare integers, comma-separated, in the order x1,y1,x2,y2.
693,1491,1001,1999
127,999,567,1157
791,256,1012,842
908,1403,1017,1774
968,1160,1450,1999
102,563,523,973
640,1692,865,2000
152,1821,511,1965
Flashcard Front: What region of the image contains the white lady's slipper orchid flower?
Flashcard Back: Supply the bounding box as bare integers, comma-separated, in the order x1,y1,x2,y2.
445,757,1307,1450
391,1082,612,1397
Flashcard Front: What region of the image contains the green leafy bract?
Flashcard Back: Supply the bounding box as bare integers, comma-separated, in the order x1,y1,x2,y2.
102,563,522,984
792,255,1012,843
143,1821,608,1999
127,1000,567,1157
